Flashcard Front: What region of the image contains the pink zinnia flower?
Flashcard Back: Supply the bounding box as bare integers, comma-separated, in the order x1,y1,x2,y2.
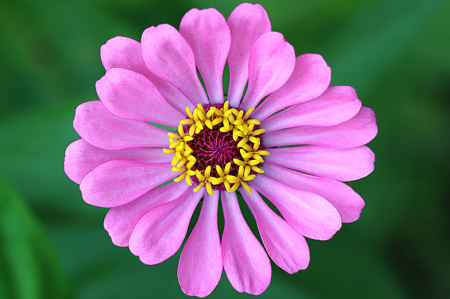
64,3,377,297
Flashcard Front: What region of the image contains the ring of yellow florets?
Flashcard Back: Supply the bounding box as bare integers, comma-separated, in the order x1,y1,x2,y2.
163,101,269,196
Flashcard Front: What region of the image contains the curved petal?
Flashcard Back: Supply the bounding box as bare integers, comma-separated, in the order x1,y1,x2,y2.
263,106,378,149
221,191,271,295
264,145,375,182
253,54,331,121
129,189,204,265
226,3,271,107
240,32,295,110
262,163,365,223
80,160,176,208
261,86,362,133
64,139,171,184
180,8,230,104
73,101,169,150
241,191,310,274
104,182,190,247
178,191,222,297
100,36,194,112
249,175,342,240
141,24,208,105
96,68,184,127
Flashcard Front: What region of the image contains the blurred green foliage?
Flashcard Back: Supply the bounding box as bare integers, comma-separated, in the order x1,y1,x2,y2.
1,0,450,298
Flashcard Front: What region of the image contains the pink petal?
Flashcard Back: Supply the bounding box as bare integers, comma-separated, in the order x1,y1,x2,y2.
261,86,362,133
264,145,375,182
241,191,310,274
73,101,169,150
263,106,378,149
178,191,222,297
249,175,342,240
141,24,208,105
64,139,171,184
104,182,190,247
226,3,271,107
129,189,204,265
96,68,184,127
262,163,365,223
253,54,331,121
221,191,271,295
240,32,296,110
100,36,194,112
80,160,176,208
180,8,230,104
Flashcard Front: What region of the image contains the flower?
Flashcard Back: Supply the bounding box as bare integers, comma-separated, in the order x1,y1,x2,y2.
64,3,377,297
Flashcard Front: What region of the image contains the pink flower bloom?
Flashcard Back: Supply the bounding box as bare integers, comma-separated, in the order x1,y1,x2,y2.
64,3,377,297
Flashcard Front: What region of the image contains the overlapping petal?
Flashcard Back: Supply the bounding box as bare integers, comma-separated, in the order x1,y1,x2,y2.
80,160,176,208
100,36,194,112
129,189,204,265
96,68,185,127
262,163,365,223
180,8,230,104
250,174,342,240
253,54,331,121
178,191,222,297
221,191,271,295
141,24,208,104
227,3,271,107
104,182,190,246
263,106,378,149
64,139,171,184
264,145,375,182
261,86,362,133
73,101,169,150
241,191,310,274
240,32,296,110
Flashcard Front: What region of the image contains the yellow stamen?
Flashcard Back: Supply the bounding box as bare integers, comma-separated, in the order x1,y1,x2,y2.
180,119,194,125
241,181,252,193
175,150,183,160
237,137,248,148
171,155,180,167
167,101,269,194
163,148,175,154
258,150,270,156
186,107,194,119
205,183,213,195
193,182,205,192
205,119,213,129
252,128,265,136
174,172,186,182
168,133,181,139
206,107,216,118
244,107,254,120
251,166,264,173
247,119,261,125
211,117,223,126
197,103,205,115
189,124,196,136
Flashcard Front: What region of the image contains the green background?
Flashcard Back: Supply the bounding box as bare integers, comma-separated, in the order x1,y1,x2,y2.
1,0,450,298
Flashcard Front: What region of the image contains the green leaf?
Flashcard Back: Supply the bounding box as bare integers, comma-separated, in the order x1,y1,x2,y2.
0,177,71,299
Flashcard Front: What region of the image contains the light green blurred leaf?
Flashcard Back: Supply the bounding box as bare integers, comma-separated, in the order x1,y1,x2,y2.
0,177,71,299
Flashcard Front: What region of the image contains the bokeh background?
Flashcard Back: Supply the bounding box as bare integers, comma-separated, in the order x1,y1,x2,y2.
1,0,450,298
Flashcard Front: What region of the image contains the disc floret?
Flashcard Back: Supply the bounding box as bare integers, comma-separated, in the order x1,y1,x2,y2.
164,101,269,195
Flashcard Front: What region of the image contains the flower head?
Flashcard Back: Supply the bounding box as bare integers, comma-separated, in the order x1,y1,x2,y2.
64,3,377,297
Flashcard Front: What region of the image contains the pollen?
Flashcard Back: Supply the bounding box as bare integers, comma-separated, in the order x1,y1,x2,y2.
163,101,269,194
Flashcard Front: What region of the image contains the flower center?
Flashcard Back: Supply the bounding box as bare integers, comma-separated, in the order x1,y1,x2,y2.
163,101,269,195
